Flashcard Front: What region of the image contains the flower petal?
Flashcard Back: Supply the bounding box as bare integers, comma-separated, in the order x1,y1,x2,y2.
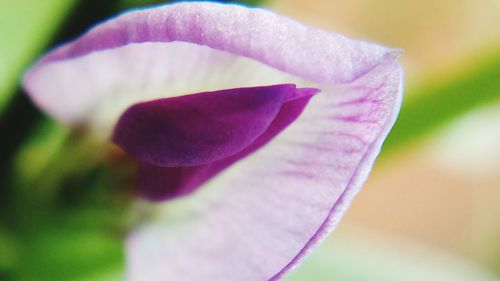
22,2,403,280
33,2,388,83
127,85,317,201
23,2,395,136
113,84,316,167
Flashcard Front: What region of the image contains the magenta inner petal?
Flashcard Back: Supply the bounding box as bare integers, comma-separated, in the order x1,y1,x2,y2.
114,84,297,167
112,84,318,201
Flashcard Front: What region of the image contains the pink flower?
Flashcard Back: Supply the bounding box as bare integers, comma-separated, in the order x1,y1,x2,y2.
23,2,403,280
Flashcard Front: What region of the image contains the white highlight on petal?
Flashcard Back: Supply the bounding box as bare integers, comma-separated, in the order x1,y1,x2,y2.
25,42,311,138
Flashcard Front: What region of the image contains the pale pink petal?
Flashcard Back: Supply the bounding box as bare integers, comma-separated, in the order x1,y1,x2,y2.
23,2,396,134
127,61,402,280
34,2,389,83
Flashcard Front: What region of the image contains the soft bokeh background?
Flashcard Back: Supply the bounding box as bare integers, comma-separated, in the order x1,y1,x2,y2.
1,0,499,280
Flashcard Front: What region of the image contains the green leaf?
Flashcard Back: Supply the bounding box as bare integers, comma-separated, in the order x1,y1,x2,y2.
9,164,130,281
0,227,19,270
0,0,75,113
14,211,124,281
384,48,500,153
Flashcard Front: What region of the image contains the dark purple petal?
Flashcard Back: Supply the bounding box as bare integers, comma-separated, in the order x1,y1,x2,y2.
113,84,316,167
127,85,317,201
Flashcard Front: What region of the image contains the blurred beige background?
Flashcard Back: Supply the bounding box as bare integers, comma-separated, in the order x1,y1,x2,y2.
271,0,500,83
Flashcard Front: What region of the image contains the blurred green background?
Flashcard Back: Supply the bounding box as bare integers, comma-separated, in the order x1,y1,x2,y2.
1,0,499,280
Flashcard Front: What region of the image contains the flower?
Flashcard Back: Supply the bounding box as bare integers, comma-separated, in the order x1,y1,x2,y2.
23,2,403,281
